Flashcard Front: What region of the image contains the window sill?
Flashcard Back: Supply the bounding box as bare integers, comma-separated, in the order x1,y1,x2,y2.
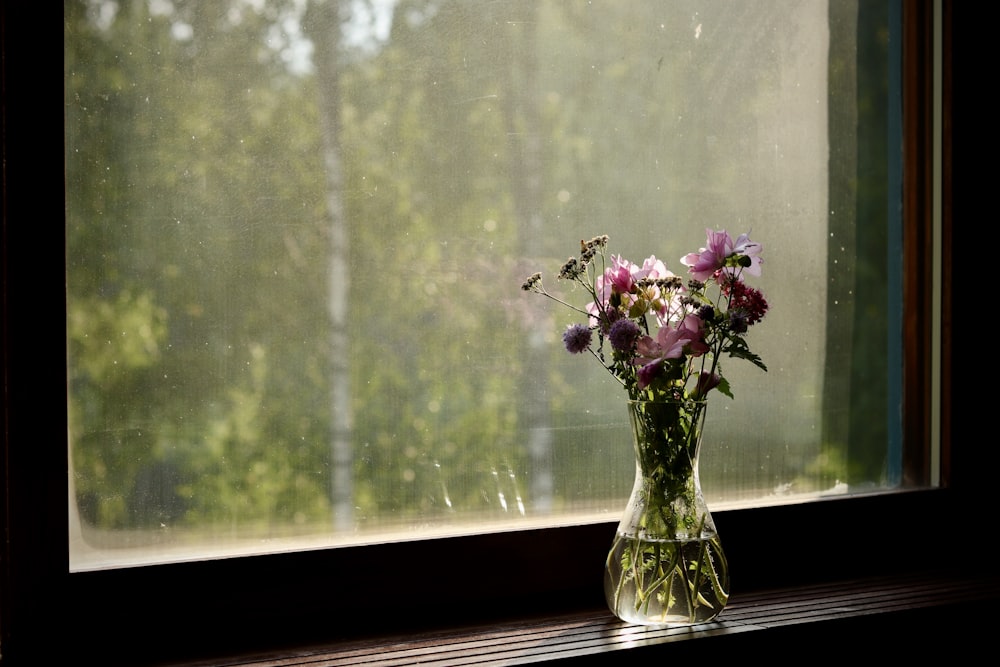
171,569,1000,666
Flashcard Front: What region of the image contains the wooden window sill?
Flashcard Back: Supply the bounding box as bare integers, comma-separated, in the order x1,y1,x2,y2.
172,569,1000,666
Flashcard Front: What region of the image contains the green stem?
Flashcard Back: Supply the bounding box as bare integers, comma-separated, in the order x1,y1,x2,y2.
608,533,628,612
686,515,709,618
703,539,730,606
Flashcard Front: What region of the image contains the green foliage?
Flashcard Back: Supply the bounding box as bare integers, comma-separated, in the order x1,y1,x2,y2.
724,337,767,373
714,376,733,401
68,289,167,383
65,0,893,539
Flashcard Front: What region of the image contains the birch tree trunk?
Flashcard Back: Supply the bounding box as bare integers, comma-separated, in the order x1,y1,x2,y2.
304,0,353,530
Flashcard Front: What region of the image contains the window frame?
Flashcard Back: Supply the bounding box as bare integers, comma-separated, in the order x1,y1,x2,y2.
2,1,962,663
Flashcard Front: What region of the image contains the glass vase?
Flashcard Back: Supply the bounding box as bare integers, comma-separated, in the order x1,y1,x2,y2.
604,398,730,625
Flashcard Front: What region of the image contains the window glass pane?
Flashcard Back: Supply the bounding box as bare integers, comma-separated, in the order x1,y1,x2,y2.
65,0,909,571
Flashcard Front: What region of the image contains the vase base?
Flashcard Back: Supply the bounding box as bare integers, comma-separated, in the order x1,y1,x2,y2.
607,613,714,627
604,532,729,626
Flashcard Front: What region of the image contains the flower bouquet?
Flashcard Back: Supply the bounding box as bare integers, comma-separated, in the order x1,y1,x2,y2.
522,230,768,625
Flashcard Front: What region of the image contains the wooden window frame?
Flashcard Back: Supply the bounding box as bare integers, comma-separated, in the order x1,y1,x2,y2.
1,2,966,664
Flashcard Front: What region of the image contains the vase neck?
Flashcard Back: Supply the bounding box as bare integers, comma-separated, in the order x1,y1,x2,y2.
627,399,706,472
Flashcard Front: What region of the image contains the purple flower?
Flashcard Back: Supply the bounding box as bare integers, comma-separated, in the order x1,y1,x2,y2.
562,323,592,354
593,307,624,335
636,360,664,388
728,310,749,334
608,318,641,353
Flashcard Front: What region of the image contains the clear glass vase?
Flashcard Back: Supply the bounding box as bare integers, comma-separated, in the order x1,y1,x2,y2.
604,399,730,626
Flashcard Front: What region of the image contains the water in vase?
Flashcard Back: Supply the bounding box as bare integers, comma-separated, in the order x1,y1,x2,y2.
604,531,730,626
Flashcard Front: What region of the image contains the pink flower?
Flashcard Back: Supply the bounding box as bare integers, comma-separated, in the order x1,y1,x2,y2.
676,314,709,356
606,255,638,294
681,229,731,281
681,229,763,281
634,328,687,368
588,255,674,323
586,256,633,320
632,320,706,389
637,255,670,282
598,255,669,298
692,371,722,399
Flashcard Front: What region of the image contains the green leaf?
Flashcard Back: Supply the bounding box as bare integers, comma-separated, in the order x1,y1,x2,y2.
716,376,734,399
723,337,768,372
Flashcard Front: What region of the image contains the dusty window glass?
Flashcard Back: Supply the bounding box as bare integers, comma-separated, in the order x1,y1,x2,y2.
65,0,907,570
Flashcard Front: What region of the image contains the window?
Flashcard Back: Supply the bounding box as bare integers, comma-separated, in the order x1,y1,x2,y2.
2,1,958,664
64,0,921,570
